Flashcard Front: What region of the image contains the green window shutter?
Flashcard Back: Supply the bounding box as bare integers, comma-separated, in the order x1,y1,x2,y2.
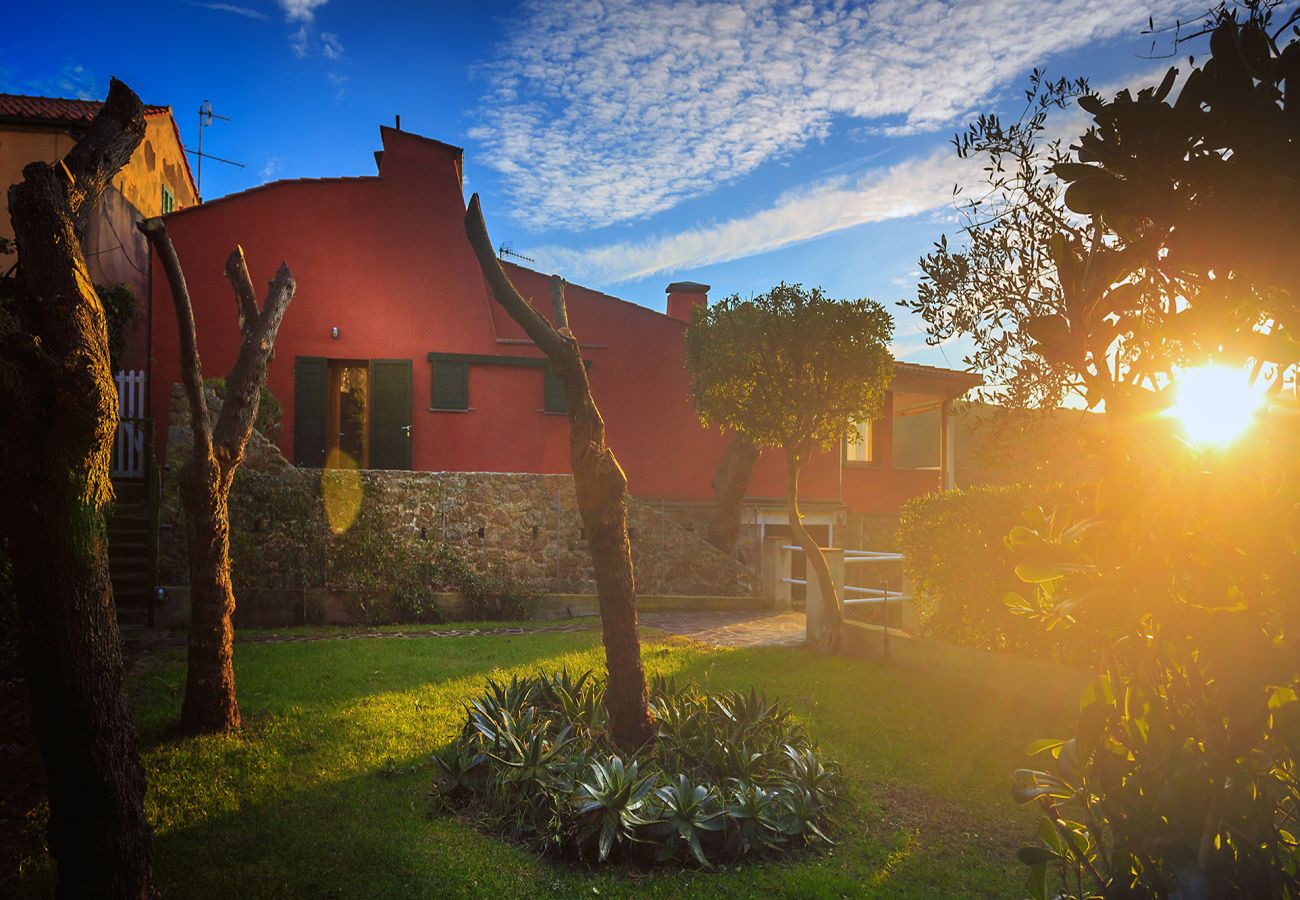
543,367,568,414
430,360,469,410
161,184,174,214
370,359,412,470
293,356,328,467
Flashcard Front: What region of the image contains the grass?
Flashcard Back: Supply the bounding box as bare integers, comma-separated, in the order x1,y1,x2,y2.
34,627,1062,897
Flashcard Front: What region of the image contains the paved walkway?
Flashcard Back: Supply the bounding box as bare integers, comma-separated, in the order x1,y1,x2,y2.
641,610,806,648
118,609,809,661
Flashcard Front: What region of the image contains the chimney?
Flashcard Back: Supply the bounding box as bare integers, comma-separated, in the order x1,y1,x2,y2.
665,281,710,322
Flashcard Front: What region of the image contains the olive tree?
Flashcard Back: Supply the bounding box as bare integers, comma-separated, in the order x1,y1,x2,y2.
684,284,893,649
463,195,653,749
0,79,158,898
139,220,296,735
909,6,1300,895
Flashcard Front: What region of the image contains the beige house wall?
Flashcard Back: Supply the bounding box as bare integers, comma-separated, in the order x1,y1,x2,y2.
0,113,196,244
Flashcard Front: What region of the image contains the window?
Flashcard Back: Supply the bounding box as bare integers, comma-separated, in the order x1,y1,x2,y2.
845,420,873,463
543,368,568,414
161,184,175,215
430,360,469,410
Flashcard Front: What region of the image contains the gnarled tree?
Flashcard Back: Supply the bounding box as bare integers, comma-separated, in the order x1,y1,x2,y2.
685,284,893,650
463,194,653,750
139,219,295,734
0,79,158,898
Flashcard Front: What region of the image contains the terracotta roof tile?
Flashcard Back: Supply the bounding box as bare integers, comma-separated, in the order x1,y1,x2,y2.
0,94,170,124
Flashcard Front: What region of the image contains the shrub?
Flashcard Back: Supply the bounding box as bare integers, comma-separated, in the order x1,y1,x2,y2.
432,672,843,866
898,483,1093,664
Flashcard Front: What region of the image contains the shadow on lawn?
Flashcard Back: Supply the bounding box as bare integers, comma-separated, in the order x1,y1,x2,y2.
132,636,1049,898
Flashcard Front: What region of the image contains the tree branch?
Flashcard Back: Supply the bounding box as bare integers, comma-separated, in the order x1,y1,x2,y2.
223,246,260,333
59,78,147,232
551,274,570,333
212,262,296,460
464,194,568,358
138,217,212,456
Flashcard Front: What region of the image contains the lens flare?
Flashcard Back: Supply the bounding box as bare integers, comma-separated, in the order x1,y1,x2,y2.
1167,365,1264,447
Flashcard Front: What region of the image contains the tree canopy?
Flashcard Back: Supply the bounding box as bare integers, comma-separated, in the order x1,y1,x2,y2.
907,6,1300,895
905,2,1299,412
684,284,894,456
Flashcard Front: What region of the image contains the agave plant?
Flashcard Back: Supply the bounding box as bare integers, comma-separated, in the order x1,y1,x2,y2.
723,780,786,856
433,673,843,867
572,755,657,862
714,740,770,783
491,720,574,792
645,774,725,866
431,744,487,802
541,668,607,736
776,788,835,845
784,744,839,806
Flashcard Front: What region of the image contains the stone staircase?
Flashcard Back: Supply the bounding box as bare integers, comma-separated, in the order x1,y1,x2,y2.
109,478,155,627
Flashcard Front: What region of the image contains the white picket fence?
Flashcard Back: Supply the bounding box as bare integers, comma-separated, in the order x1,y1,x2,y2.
111,369,147,478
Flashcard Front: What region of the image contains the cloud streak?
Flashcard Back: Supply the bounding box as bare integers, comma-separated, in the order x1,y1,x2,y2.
191,2,269,20
531,59,1189,286
534,149,973,283
473,0,1184,232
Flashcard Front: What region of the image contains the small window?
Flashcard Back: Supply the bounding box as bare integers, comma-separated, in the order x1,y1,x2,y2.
161,184,175,215
845,420,873,463
543,367,568,414
430,360,469,410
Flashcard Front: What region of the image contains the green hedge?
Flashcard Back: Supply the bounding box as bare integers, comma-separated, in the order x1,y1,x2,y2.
897,483,1094,664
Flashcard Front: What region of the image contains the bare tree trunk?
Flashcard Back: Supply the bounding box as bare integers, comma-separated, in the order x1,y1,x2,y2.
0,79,158,898
705,432,759,553
784,445,842,651
464,194,653,750
139,222,295,735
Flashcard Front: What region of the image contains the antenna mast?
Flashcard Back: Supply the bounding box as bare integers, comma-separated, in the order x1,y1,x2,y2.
496,242,536,264
189,99,246,201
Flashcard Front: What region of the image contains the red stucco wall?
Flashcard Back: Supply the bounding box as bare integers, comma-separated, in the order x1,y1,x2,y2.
149,127,847,504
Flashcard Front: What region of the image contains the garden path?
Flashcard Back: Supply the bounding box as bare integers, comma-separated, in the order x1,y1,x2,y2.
116,609,808,663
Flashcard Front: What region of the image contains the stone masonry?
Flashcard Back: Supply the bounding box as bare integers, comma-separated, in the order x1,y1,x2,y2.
160,386,756,605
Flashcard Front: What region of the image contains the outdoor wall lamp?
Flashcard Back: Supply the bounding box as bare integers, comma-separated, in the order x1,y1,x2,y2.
330,326,340,339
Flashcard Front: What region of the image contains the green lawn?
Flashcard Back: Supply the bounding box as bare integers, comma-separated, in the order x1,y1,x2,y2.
86,628,1058,896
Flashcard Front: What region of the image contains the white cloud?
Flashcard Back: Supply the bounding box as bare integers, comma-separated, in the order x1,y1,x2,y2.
528,60,1193,285
259,155,283,180
191,2,269,20
289,25,309,57
532,148,972,283
473,0,1185,232
320,31,344,60
327,72,349,102
278,0,327,22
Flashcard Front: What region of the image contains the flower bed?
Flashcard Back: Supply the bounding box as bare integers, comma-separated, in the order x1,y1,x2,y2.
432,671,842,866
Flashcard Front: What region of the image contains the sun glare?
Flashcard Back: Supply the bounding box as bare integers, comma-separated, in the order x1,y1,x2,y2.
1167,364,1265,447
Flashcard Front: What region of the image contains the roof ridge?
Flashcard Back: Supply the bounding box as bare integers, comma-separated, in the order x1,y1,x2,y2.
162,173,381,218
500,259,677,322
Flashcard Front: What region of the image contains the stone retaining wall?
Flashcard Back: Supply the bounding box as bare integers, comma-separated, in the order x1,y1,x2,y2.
160,387,756,607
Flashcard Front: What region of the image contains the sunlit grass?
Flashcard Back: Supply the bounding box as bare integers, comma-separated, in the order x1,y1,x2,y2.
115,628,1056,898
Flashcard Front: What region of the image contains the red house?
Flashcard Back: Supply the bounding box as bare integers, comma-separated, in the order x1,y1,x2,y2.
149,125,978,551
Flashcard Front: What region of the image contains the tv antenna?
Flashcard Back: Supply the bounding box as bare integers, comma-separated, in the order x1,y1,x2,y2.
187,99,246,201
497,242,535,264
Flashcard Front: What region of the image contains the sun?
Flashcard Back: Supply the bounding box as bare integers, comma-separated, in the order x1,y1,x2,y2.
1166,364,1265,447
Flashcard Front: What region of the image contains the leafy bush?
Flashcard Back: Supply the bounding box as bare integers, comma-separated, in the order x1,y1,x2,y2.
897,483,1093,663
432,671,843,866
94,282,137,372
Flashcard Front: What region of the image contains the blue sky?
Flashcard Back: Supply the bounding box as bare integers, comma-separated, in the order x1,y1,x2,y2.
4,0,1209,371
